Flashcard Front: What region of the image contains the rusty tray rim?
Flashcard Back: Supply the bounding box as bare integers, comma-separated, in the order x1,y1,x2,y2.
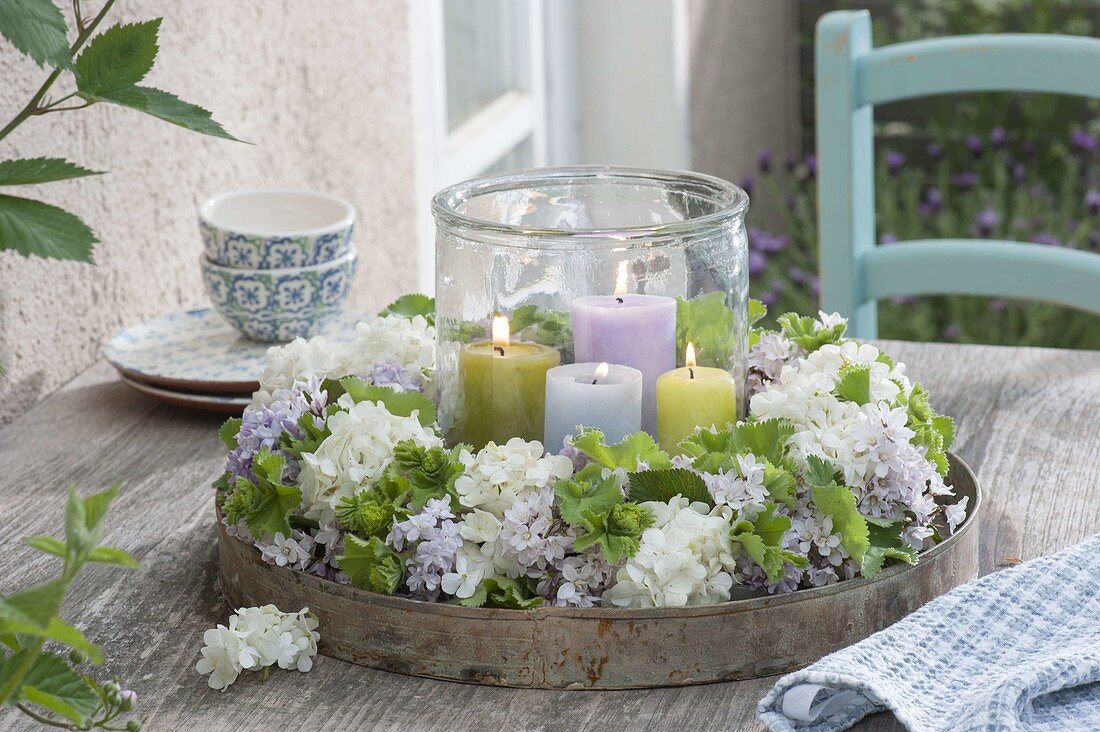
218,451,980,621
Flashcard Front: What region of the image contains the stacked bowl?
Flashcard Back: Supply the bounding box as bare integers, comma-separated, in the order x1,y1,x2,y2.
199,189,358,342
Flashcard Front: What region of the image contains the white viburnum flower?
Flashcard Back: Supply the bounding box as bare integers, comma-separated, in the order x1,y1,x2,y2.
453,438,573,517
253,335,348,407
195,625,245,691
345,314,436,380
197,606,319,690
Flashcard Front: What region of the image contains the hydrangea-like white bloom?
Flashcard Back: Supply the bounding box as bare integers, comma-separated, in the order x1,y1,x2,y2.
299,395,442,523
196,605,319,690
701,453,769,518
346,314,436,380
453,438,573,517
603,496,736,608
254,336,347,407
747,332,803,397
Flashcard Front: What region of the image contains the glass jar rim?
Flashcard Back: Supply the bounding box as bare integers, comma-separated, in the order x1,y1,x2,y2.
431,165,748,243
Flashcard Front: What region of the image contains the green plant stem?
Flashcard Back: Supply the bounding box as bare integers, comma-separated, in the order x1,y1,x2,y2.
0,0,118,144
15,702,72,728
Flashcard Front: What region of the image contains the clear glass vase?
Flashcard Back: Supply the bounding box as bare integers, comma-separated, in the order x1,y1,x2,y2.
432,166,749,451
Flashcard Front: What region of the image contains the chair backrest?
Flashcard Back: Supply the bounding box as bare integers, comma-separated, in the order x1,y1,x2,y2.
815,10,1100,339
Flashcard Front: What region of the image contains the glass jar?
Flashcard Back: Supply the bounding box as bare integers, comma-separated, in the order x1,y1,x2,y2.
432,166,749,450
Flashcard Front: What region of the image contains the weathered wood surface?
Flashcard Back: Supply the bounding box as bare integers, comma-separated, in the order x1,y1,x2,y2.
218,457,978,689
0,341,1098,730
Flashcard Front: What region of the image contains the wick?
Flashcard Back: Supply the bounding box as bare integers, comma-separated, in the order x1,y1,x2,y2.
591,378,598,385
615,296,624,304
689,367,695,379
493,346,505,356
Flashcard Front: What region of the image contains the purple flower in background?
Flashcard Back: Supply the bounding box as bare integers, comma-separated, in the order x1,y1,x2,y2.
749,227,788,253
890,295,918,305
760,286,779,308
757,148,772,173
785,152,798,173
804,154,817,179
951,171,980,190
943,324,962,340
990,126,1006,149
1071,129,1099,154
809,276,820,299
788,266,808,286
1086,190,1100,215
918,187,943,218
741,176,754,196
1012,163,1026,184
987,299,1009,312
749,249,767,276
1021,140,1037,157
785,193,797,211
926,142,945,160
971,208,1000,238
879,232,899,245
1031,232,1062,247
965,134,984,158
1089,232,1099,249
885,150,906,176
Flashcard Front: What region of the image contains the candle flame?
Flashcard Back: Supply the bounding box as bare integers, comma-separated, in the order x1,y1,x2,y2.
595,362,610,380
685,342,697,368
491,315,510,349
614,261,628,297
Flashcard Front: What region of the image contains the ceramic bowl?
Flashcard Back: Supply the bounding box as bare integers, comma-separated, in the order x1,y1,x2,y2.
199,188,356,268
201,246,357,342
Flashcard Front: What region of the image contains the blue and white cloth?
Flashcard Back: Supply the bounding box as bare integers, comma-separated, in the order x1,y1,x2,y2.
758,535,1100,731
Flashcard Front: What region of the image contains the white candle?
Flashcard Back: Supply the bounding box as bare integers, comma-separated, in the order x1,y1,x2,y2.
543,361,643,454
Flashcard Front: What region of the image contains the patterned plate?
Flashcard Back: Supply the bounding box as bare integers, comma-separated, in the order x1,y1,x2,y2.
105,309,365,393
119,374,250,416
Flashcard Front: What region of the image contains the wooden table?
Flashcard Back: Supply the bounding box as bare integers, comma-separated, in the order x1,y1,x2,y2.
1,341,1098,731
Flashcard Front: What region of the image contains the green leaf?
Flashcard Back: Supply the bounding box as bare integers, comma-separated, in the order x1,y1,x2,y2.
0,579,66,630
729,504,807,584
681,419,794,469
834,363,872,405
861,521,918,579
0,194,97,262
23,535,66,558
79,85,241,141
778,312,846,352
509,305,572,350
378,293,435,325
554,472,623,526
932,415,955,453
570,428,671,472
0,617,102,664
338,378,437,427
337,535,403,594
804,455,839,488
0,0,71,69
627,468,711,505
748,298,768,326
811,483,869,564
80,483,120,542
19,652,100,723
74,20,160,96
457,577,542,609
218,417,242,450
762,461,797,509
243,451,302,540
676,291,736,366
0,158,103,186
86,546,137,568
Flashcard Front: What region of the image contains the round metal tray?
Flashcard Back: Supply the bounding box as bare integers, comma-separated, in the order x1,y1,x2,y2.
218,452,980,689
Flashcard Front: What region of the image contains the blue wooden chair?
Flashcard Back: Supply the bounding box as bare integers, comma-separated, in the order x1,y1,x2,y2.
815,10,1100,339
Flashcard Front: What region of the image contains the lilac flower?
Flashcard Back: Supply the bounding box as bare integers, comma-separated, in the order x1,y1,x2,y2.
784,193,797,211
1021,140,1037,157
951,171,979,190
788,266,808,286
1031,232,1061,247
785,152,798,173
885,150,905,176
989,126,1006,149
740,175,754,196
749,249,767,276
497,485,570,576
971,208,1000,238
926,142,945,160
965,134,983,158
757,148,772,173
366,362,421,392
749,227,788,253
987,299,1009,312
918,187,943,218
943,324,962,340
879,232,898,245
1089,232,1100,249
1012,163,1026,184
809,276,820,299
557,436,592,473
1086,190,1100,215
389,498,462,599
803,154,817,180
1071,129,1099,154
226,380,327,482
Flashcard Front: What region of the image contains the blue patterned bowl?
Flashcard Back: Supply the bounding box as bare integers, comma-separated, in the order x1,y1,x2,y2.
199,188,356,268
201,246,357,342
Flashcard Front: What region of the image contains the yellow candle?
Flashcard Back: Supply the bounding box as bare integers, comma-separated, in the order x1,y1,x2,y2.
458,315,560,449
656,343,736,453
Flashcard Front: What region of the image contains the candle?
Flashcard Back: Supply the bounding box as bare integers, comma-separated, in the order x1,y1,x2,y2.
458,315,560,449
656,342,736,453
543,361,643,454
571,262,676,434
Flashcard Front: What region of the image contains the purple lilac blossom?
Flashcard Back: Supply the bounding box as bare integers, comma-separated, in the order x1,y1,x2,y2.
788,266,808,286
740,176,754,196
226,380,327,482
749,249,767,276
388,497,462,600
879,232,898,245
951,171,979,190
926,142,944,160
366,362,422,392
972,208,1000,238
990,126,1006,148
1031,232,1061,247
757,148,772,173
885,150,905,176
918,187,943,218
1071,129,1099,154
1086,190,1100,215
965,134,983,158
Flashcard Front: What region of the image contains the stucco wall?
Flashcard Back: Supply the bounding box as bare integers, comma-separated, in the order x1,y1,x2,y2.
688,0,801,221
0,1,417,425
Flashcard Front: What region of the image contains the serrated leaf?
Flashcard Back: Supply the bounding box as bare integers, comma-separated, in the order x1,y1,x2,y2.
811,483,869,564
74,20,160,96
862,522,918,578
748,298,767,326
457,578,541,609
554,472,623,526
676,291,736,366
218,417,242,450
762,461,797,509
0,158,103,186
778,312,846,352
729,504,807,584
337,535,402,593
378,293,435,325
570,428,671,472
23,535,66,558
835,363,872,405
0,579,66,629
804,454,839,488
19,652,99,723
0,194,97,262
0,0,71,69
79,85,241,141
932,415,955,452
628,468,710,505
244,451,301,540
86,546,137,568
338,378,436,427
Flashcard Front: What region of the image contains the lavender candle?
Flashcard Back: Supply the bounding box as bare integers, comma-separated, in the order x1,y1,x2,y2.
570,263,676,433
